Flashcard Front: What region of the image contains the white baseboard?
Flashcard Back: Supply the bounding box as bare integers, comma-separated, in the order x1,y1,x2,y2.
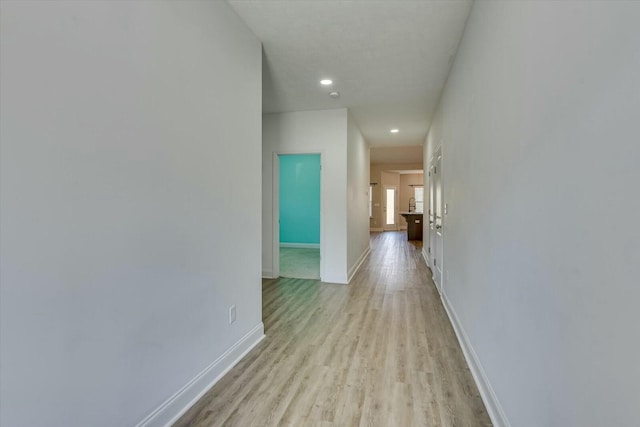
421,248,441,296
136,323,265,427
262,269,275,279
440,293,510,427
347,246,371,284
421,247,431,268
279,242,320,249
370,228,383,232
321,275,349,285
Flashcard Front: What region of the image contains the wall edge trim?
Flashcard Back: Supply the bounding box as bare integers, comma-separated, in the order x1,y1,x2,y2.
440,292,510,427
321,275,349,285
262,270,275,279
347,246,371,284
136,323,265,427
421,247,431,269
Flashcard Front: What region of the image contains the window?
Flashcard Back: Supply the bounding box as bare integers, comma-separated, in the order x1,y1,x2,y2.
415,186,424,213
369,185,373,218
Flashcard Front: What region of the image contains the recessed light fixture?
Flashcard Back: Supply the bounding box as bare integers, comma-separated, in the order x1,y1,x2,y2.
329,91,340,98
320,79,333,86
390,128,399,133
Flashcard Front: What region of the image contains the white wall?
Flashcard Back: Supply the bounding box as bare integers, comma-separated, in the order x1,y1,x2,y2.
0,2,263,427
346,112,371,280
424,2,640,426
263,109,348,283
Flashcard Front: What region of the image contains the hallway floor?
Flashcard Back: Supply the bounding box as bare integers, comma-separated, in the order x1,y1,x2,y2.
175,232,491,426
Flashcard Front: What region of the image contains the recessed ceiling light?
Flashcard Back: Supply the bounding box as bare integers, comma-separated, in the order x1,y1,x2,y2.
329,91,340,98
320,79,333,86
390,129,399,133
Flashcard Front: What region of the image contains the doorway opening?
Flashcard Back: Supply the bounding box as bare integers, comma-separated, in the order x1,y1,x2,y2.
369,146,424,235
277,154,321,280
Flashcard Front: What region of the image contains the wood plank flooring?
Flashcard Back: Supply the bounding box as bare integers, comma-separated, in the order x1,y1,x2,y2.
174,232,491,426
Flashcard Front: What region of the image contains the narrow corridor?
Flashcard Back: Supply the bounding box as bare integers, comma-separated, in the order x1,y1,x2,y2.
176,232,490,426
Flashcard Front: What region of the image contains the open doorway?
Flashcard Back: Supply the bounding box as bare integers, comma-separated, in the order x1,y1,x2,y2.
369,146,424,235
277,154,321,280
373,169,424,238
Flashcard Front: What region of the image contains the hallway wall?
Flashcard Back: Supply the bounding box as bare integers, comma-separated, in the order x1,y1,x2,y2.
0,2,263,427
263,109,349,283
424,2,640,426
346,112,371,280
263,109,370,283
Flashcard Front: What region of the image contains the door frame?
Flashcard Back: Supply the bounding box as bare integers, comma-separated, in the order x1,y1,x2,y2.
429,144,444,293
272,151,324,280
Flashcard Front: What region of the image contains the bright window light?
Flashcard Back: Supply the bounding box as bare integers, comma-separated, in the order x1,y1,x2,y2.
415,187,424,213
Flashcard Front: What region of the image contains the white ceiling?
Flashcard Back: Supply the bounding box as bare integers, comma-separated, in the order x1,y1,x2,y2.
228,0,472,147
370,145,423,164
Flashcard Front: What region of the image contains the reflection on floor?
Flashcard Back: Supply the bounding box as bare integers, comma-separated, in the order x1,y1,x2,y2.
279,247,320,280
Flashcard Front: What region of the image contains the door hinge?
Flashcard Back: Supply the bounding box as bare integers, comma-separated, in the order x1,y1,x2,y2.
428,247,431,254
434,258,437,266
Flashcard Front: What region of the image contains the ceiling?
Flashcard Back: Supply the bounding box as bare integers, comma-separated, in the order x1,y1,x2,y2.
228,0,472,147
370,145,423,164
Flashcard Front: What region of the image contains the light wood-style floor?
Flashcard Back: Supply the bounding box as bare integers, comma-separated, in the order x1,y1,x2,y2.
175,232,491,427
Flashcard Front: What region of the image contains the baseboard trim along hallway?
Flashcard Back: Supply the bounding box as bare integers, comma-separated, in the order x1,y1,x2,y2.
421,247,430,270
441,292,510,427
136,323,265,427
347,246,371,284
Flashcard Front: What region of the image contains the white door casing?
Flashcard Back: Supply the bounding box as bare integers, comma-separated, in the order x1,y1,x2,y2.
429,146,443,291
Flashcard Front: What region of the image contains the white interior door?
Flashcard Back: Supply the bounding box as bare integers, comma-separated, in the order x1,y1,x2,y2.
429,162,436,252
383,185,398,231
430,147,443,290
